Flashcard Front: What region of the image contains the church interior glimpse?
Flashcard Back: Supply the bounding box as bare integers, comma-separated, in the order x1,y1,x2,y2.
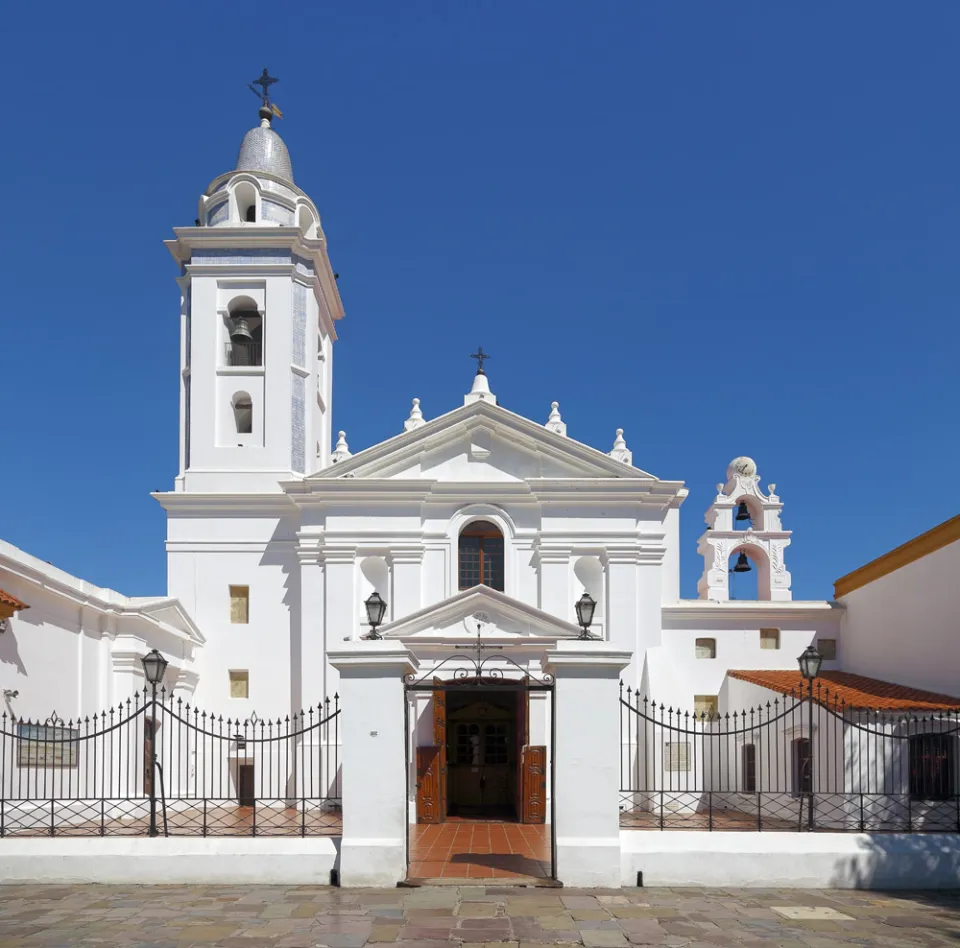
448,689,518,819
458,521,505,591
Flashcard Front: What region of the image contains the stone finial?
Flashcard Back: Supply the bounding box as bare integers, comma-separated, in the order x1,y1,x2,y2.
545,401,567,437
609,428,632,465
331,430,352,463
404,398,425,432
465,370,497,406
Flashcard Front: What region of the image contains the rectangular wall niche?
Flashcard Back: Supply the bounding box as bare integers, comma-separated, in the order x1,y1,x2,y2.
695,637,716,659
694,695,719,720
818,638,837,660
760,628,780,650
229,670,249,699
230,585,250,624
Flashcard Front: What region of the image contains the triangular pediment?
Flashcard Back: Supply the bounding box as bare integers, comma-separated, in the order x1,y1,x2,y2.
380,586,582,641
311,400,655,482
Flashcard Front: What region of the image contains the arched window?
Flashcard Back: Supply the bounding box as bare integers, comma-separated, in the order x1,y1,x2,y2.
225,298,263,367
233,392,252,434
728,545,772,601
298,205,316,237
458,521,504,591
235,181,257,223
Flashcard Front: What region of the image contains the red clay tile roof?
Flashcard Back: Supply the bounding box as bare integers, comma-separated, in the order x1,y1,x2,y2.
0,588,27,611
727,669,960,711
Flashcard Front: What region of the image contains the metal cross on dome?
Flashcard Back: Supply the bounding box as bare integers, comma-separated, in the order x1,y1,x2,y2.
249,68,278,107
470,347,491,375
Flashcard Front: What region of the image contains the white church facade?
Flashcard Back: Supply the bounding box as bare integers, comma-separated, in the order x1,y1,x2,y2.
1,89,958,888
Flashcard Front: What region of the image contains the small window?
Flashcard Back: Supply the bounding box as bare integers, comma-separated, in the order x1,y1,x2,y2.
230,586,249,624
817,638,837,660
694,695,719,721
792,737,812,794
229,670,249,699
695,637,716,659
760,628,780,650
910,733,957,800
742,743,757,792
244,204,256,222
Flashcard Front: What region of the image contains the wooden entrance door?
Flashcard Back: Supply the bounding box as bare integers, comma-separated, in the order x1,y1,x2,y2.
521,745,547,823
142,719,154,796
433,679,448,820
237,763,255,807
416,746,443,823
515,683,529,819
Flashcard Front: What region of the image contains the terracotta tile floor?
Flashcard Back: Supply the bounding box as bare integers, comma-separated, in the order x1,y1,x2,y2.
408,820,551,881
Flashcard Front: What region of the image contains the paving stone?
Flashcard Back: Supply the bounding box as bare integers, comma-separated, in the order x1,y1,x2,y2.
580,931,627,948
0,884,957,948
771,907,855,922
457,904,501,917
369,923,403,941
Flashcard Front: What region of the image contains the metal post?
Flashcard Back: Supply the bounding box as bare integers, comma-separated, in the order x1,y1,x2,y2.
148,681,158,838
807,677,814,832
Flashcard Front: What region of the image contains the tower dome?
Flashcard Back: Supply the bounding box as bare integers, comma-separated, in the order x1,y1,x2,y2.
236,107,294,183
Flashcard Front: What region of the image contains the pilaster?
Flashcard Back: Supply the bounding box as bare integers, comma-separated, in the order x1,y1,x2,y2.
323,546,358,643
296,537,329,708
387,547,423,621
327,642,419,887
543,641,632,887
537,545,572,622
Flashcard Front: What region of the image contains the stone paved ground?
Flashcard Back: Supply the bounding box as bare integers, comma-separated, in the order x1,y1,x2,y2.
0,884,959,948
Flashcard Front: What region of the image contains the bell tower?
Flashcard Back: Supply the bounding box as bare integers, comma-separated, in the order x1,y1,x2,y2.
164,74,344,492
697,457,792,601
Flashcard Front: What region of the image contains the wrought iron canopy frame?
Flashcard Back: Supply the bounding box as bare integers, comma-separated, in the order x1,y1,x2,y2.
404,620,554,691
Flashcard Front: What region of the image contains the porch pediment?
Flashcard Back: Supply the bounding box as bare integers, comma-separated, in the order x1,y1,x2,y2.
380,586,582,642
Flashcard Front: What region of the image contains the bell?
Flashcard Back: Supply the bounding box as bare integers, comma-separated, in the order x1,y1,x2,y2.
230,315,255,344
735,501,751,522
732,551,752,573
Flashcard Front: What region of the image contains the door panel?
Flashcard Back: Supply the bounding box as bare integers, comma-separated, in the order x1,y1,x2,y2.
416,745,442,823
143,720,154,796
433,680,447,819
238,763,256,807
521,745,547,824
515,683,529,819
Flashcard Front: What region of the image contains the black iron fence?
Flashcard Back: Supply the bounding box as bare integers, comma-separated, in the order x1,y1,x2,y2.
620,682,960,832
0,690,341,837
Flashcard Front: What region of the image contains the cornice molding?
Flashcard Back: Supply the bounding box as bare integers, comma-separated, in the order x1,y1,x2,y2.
834,514,960,599
152,492,296,516
662,600,842,623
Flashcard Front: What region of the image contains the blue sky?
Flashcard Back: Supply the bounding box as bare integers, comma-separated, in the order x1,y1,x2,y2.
2,2,957,600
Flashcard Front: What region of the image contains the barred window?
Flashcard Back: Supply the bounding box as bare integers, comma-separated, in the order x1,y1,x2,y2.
910,733,957,800
458,521,504,591
18,724,79,768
